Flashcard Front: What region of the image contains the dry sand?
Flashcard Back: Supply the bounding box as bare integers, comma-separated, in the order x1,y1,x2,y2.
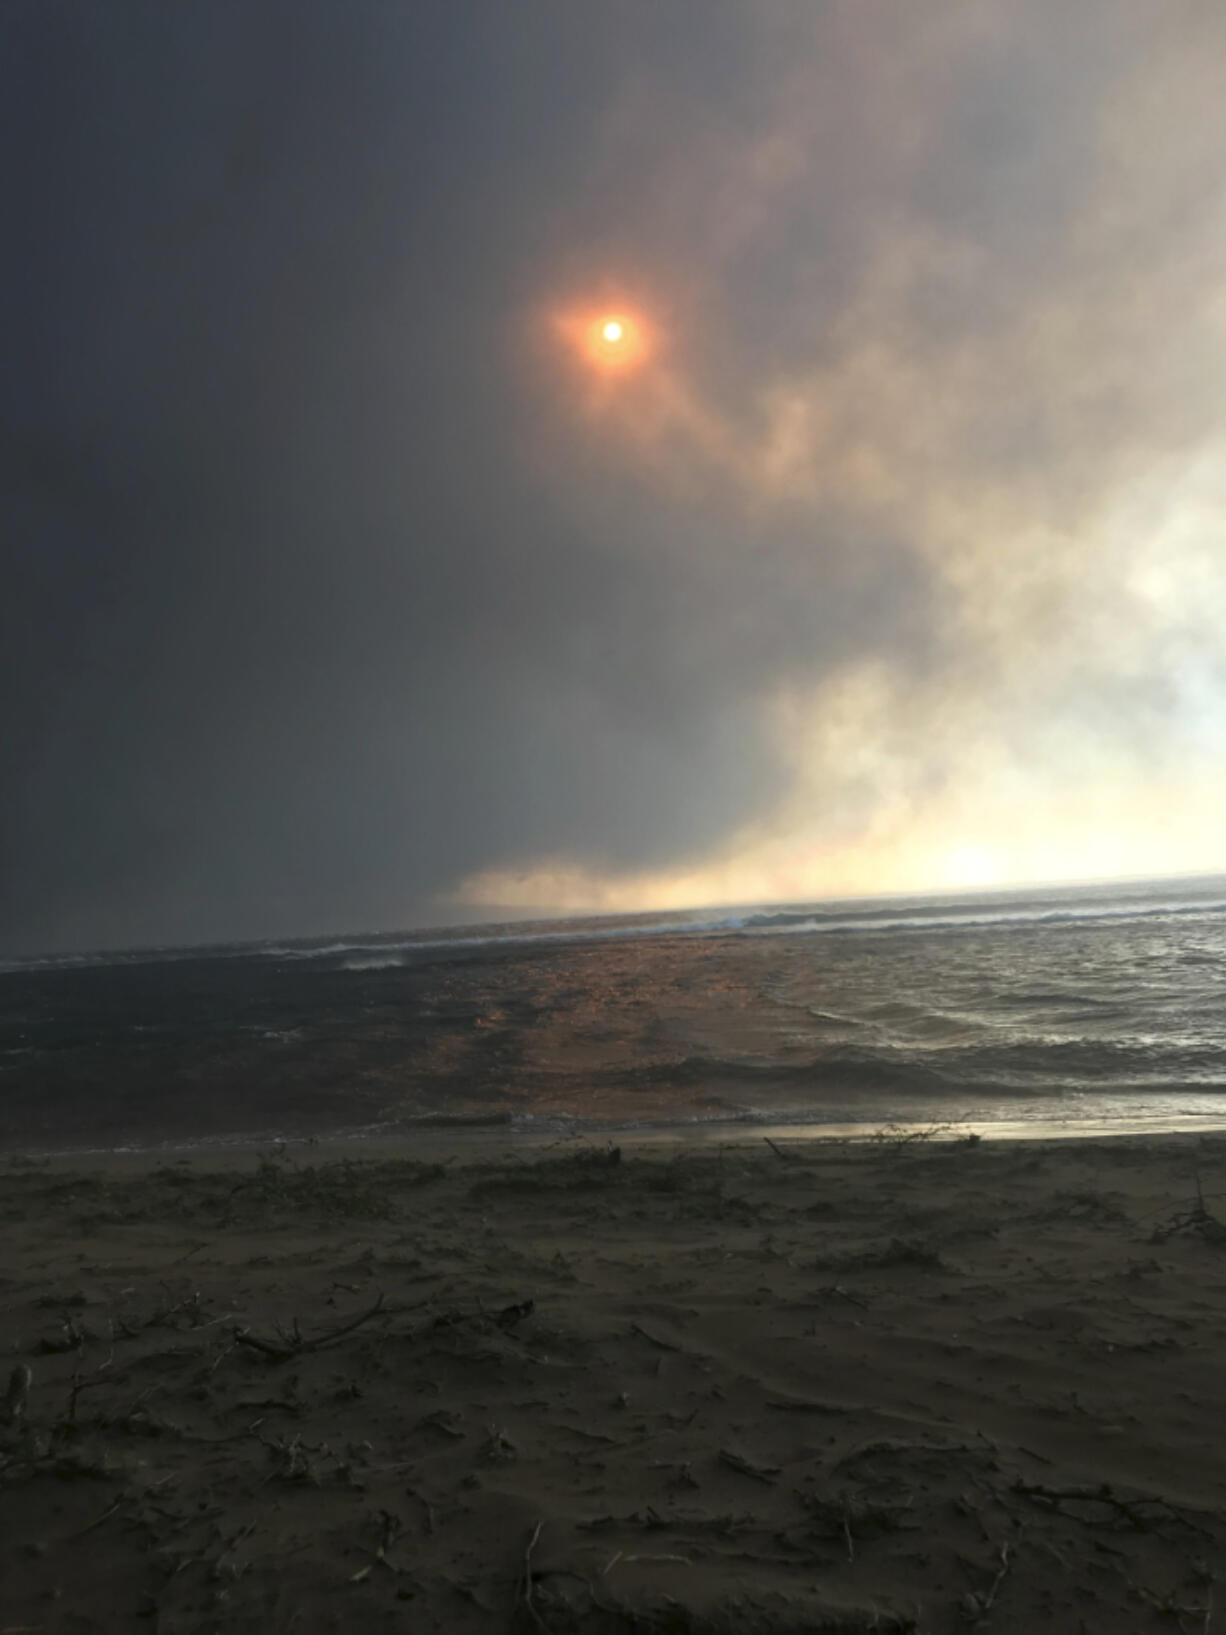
3,1130,1226,1633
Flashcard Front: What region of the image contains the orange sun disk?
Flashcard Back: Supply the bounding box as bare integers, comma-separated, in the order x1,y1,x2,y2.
554,305,651,375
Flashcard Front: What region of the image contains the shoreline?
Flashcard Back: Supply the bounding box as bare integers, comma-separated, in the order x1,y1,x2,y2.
4,1130,1226,1631
7,1104,1226,1174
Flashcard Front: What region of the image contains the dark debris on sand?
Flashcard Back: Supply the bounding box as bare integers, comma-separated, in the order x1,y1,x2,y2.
3,1135,1226,1631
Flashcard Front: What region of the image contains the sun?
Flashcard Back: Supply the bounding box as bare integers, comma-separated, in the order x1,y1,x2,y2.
551,303,651,375
585,312,645,372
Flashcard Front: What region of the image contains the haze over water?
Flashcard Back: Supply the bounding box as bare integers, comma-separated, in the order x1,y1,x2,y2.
3,876,1226,1154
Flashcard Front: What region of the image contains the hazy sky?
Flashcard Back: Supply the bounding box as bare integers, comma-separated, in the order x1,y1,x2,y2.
5,1,1226,953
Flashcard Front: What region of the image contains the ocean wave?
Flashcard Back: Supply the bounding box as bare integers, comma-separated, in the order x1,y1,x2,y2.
626,1049,950,1097
5,877,1226,976
741,898,1226,940
609,1034,1226,1101
403,1110,515,1128
259,915,750,964
0,916,745,974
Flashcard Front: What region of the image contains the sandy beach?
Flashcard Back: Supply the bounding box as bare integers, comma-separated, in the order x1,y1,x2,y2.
3,1130,1226,1633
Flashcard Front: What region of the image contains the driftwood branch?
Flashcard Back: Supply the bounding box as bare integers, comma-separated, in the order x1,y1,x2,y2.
718,1448,779,1484
234,1293,386,1362
1012,1479,1213,1538
516,1520,545,1632
961,1541,1012,1622
630,1322,682,1352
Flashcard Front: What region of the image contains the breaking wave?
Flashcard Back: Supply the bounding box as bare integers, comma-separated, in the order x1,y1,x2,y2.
6,874,1226,976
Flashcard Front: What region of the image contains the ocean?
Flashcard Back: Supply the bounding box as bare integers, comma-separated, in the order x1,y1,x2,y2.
3,875,1226,1153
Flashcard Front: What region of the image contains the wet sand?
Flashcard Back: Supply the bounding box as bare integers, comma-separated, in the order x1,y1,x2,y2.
3,1130,1226,1633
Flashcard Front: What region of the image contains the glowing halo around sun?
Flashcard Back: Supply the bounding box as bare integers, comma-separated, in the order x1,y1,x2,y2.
552,303,652,376
588,311,643,371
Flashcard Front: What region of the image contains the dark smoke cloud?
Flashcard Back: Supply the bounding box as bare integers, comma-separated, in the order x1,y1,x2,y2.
4,2,1225,952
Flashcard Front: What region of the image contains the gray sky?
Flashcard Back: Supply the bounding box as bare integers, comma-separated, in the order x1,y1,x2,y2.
5,1,1226,954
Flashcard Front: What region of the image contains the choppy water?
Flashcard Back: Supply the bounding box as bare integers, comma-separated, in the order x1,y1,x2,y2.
3,876,1226,1151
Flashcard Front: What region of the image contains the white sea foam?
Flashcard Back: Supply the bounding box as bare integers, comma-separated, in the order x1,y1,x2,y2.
4,877,1226,974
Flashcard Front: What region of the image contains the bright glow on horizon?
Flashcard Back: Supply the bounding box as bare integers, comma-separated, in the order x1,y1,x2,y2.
451,758,1226,918
602,319,623,342
941,845,1004,890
